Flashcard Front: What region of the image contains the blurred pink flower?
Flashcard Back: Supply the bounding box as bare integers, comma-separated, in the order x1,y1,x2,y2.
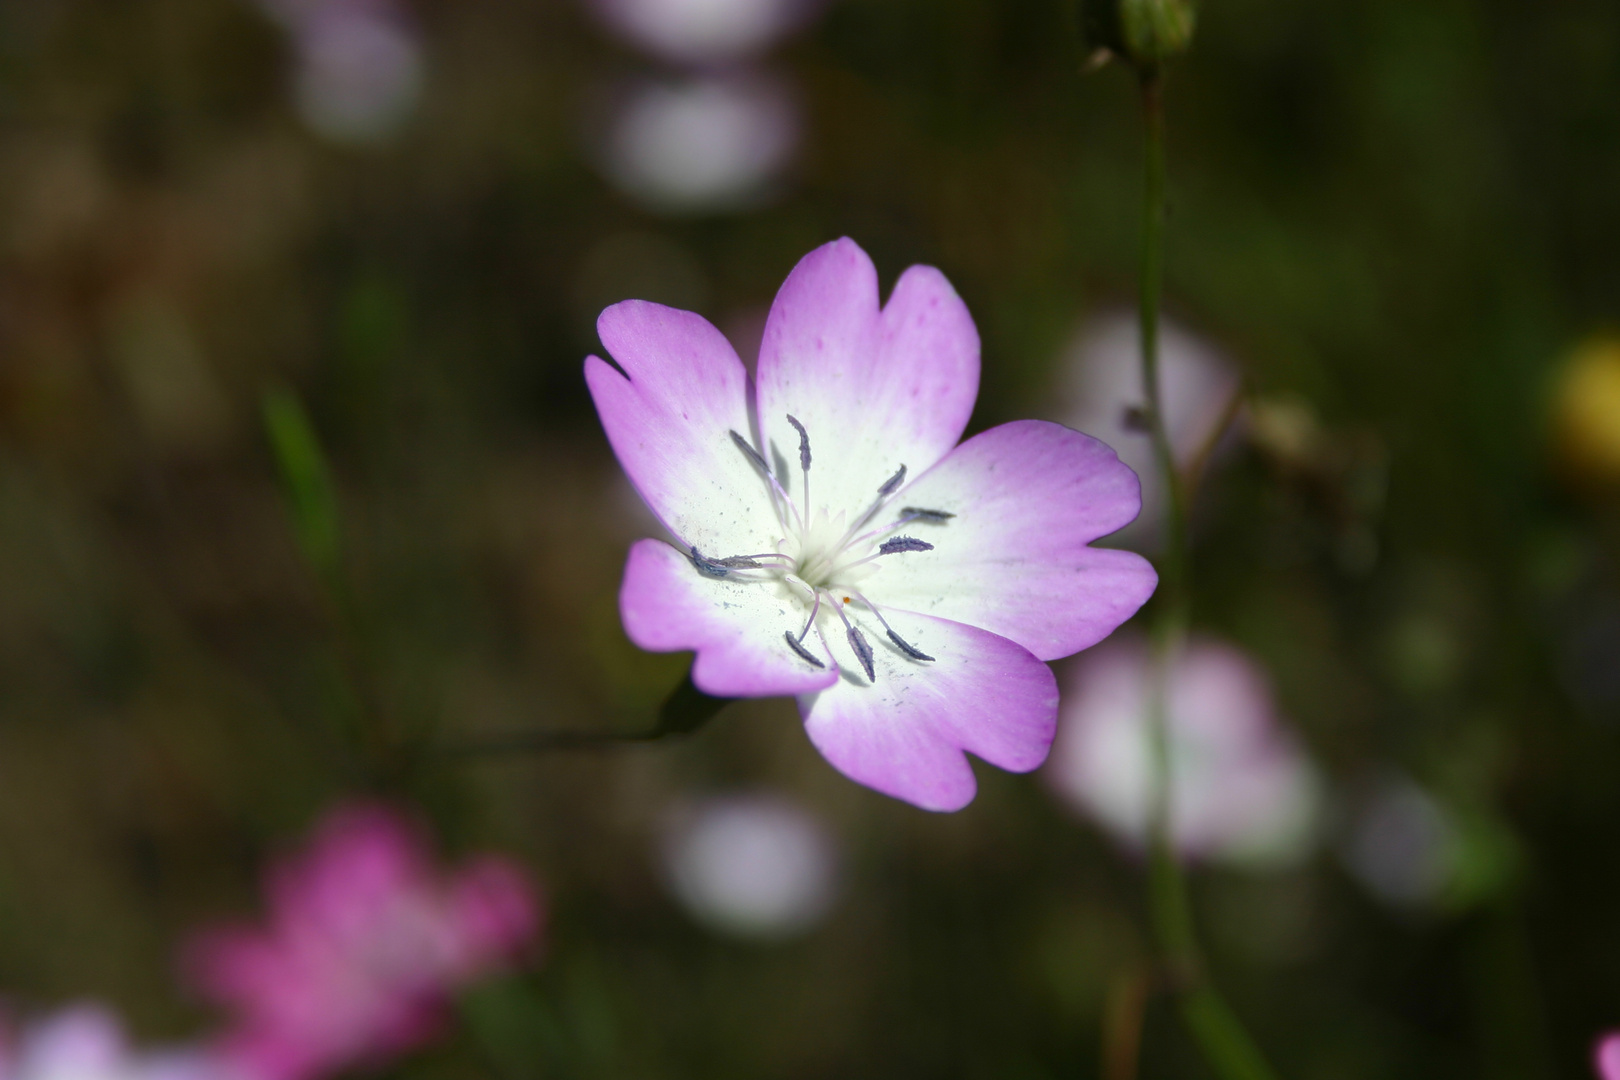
1045,635,1320,867
245,0,423,145
590,0,826,66
1595,1031,1620,1080
601,73,800,213
0,1004,224,1080
186,804,539,1080
291,10,423,145
1057,312,1241,550
661,791,841,939
1339,772,1459,909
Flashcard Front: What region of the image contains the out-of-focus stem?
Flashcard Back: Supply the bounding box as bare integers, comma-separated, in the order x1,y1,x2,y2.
1136,68,1280,1080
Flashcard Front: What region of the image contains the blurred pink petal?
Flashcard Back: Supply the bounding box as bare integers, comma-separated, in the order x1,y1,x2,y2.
1595,1031,1620,1080
187,803,541,1080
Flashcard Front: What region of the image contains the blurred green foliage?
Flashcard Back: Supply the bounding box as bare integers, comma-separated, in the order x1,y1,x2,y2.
0,0,1618,1078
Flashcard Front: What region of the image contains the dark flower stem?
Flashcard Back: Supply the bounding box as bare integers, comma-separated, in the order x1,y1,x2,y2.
1136,69,1280,1080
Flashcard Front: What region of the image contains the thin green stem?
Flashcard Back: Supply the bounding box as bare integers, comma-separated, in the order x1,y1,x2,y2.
1136,69,1280,1080
1137,73,1187,624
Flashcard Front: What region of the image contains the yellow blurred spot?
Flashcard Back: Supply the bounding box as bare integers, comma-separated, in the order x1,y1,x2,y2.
1553,336,1620,481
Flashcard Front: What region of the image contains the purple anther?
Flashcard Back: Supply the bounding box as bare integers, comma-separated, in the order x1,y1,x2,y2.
729,429,770,473
847,625,876,681
784,631,826,668
886,628,935,662
900,506,955,523
715,555,765,569
689,547,730,578
785,414,811,473
878,464,907,496
878,536,934,555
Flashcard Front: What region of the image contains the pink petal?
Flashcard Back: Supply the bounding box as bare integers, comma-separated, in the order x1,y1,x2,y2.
799,614,1058,811
1596,1032,1620,1080
620,538,840,697
267,804,427,937
586,301,782,557
874,419,1157,661
447,856,542,970
754,238,979,522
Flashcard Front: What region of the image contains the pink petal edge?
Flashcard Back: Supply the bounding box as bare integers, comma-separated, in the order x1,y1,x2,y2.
877,419,1158,661
799,614,1059,812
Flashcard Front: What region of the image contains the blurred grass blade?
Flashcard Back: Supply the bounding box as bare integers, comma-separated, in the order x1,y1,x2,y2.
1181,988,1280,1080
655,669,734,737
262,388,341,578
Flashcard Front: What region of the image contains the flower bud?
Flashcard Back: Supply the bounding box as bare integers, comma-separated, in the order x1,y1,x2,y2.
1121,0,1196,65
1076,0,1196,70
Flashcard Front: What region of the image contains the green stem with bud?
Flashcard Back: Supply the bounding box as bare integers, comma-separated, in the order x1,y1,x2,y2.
1136,69,1281,1080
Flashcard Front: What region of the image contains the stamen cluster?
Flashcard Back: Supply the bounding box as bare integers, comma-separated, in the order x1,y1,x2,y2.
692,415,950,680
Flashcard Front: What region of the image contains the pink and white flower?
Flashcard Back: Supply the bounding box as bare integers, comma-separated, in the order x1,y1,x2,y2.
585,238,1157,811
186,804,539,1080
1045,635,1320,866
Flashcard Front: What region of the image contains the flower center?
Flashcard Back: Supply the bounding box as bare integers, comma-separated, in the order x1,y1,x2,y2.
691,418,954,683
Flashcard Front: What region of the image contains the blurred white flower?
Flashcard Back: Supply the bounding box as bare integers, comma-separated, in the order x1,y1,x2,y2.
292,10,423,145
601,74,798,213
1045,635,1321,868
1340,774,1459,909
1058,312,1240,549
589,0,824,65
661,792,840,940
0,1004,226,1080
